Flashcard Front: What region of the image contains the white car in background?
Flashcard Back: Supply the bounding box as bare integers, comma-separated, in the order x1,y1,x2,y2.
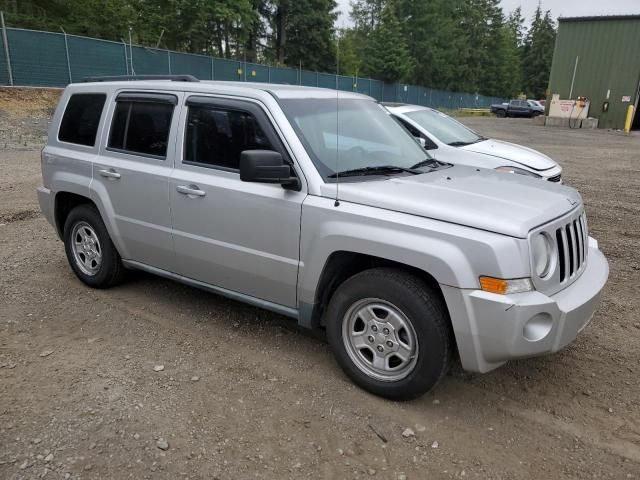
384,103,562,183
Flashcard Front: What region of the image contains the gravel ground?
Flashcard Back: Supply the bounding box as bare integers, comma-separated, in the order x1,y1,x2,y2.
1,99,639,479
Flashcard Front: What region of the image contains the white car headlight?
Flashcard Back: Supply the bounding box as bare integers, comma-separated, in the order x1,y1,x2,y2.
532,233,552,277
495,166,541,178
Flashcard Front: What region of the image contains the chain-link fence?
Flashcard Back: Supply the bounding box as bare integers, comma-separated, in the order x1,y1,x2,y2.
0,27,506,109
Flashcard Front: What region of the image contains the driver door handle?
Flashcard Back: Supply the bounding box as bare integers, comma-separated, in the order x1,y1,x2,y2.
98,168,121,179
176,184,206,197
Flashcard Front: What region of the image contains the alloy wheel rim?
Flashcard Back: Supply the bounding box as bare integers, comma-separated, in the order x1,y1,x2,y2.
342,298,419,382
71,221,102,276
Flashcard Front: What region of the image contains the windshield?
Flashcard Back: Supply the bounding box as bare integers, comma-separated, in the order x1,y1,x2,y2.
404,108,483,146
528,100,542,108
279,98,430,181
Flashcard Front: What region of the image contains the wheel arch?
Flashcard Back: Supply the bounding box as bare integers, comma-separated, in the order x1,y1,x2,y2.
54,190,127,259
54,191,96,238
303,251,448,330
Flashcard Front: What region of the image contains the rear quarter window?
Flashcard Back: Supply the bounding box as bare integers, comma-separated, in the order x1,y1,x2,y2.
58,93,107,146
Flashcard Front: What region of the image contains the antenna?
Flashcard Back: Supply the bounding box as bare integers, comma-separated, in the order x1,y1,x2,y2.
334,27,341,207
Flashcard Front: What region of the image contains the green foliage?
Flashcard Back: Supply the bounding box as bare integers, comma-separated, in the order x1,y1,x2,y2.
522,6,557,99
337,28,364,76
283,0,338,71
399,0,465,91
1,0,558,97
350,0,385,32
361,1,412,82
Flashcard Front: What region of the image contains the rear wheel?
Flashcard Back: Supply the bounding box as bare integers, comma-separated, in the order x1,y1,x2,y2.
325,268,452,400
63,204,125,288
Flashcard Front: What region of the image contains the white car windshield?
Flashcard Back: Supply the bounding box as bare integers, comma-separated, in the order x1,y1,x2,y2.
280,98,434,180
404,108,483,146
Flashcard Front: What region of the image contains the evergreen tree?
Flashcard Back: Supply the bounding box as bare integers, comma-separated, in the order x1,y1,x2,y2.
506,6,526,48
503,7,526,97
361,1,412,83
476,0,508,97
350,0,385,32
522,6,557,98
399,0,465,91
454,0,496,94
284,0,338,71
498,23,523,97
336,28,363,76
265,0,337,71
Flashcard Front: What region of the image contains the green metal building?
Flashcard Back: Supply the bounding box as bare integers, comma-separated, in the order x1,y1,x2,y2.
547,15,640,130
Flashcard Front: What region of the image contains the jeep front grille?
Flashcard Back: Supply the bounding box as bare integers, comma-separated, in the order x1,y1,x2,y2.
530,207,588,295
554,212,588,283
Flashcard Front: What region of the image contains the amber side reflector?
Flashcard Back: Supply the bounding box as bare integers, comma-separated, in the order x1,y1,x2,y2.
479,276,509,295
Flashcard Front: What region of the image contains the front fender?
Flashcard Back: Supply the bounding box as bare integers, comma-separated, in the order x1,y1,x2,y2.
298,196,530,306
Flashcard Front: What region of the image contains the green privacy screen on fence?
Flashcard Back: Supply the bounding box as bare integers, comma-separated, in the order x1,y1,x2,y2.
1,27,506,108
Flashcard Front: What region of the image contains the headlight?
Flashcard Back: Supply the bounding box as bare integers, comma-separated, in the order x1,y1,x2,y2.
495,166,541,178
532,233,552,277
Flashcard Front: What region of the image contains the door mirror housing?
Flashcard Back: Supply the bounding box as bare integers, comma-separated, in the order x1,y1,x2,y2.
239,150,298,187
416,137,427,148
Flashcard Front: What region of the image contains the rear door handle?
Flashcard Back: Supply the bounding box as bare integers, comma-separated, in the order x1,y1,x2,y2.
98,168,121,179
176,184,206,197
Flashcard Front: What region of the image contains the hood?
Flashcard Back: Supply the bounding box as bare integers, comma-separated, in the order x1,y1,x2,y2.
323,165,581,238
461,139,557,171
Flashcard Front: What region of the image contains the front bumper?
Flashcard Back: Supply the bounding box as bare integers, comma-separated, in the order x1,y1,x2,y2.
442,238,608,373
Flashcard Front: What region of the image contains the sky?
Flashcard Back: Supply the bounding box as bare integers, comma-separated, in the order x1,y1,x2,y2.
335,0,640,25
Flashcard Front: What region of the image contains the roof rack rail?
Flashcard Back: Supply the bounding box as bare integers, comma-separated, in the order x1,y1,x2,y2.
82,74,200,83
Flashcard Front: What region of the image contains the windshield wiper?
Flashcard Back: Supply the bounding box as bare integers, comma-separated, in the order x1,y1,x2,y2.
327,165,421,178
448,137,485,147
410,158,451,170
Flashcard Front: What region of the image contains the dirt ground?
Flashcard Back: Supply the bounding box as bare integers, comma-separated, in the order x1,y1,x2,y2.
1,91,639,479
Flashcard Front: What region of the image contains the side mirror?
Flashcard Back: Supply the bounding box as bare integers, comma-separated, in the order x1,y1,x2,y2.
239,150,298,187
416,137,427,148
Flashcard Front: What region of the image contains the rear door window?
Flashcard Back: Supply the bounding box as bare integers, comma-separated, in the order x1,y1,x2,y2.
108,94,176,158
58,93,106,146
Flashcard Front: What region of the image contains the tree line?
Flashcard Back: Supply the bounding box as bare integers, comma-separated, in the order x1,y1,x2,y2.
2,0,556,98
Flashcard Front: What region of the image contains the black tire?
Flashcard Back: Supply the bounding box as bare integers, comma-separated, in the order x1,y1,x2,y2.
325,268,453,400
496,110,506,118
63,204,125,288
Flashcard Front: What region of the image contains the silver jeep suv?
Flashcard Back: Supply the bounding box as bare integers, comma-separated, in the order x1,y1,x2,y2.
37,76,609,399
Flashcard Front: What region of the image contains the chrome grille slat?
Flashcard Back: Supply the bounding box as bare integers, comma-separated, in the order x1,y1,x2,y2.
575,219,584,265
580,214,588,262
572,221,580,270
559,227,570,283
567,224,577,277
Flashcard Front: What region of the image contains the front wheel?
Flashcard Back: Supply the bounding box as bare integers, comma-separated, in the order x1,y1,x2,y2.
496,110,506,118
325,268,453,400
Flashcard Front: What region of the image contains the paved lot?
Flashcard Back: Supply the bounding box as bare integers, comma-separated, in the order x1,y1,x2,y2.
1,113,639,479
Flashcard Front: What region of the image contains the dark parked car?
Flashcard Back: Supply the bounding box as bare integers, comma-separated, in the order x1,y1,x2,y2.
491,100,543,118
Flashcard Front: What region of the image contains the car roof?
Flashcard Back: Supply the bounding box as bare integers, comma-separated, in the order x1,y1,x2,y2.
68,79,373,101
382,103,435,115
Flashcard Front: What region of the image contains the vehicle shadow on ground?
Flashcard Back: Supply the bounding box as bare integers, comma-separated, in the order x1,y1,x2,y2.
118,268,569,401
